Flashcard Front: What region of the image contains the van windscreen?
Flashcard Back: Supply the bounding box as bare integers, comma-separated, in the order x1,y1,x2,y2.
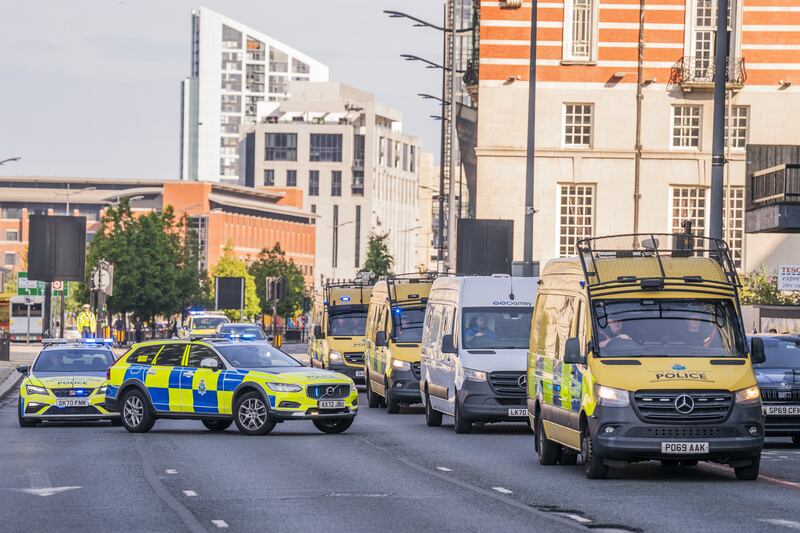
393,307,425,343
594,299,745,357
462,307,534,350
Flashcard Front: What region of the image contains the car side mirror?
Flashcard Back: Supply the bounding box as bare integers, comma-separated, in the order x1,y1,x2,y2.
563,338,586,365
750,337,766,365
441,334,457,354
16,365,30,376
375,331,388,347
200,358,219,371
313,325,325,339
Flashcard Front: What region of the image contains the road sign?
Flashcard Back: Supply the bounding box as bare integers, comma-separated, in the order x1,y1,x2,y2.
92,269,111,292
778,265,800,292
17,272,45,296
52,280,63,291
53,281,70,297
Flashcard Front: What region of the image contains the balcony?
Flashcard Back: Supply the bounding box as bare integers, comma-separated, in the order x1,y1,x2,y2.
670,57,746,91
746,146,800,233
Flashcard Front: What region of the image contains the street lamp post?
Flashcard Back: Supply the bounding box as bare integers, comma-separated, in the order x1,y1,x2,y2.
522,0,539,276
709,0,730,240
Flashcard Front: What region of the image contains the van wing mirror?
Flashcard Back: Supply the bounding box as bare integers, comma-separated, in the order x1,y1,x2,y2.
750,337,766,365
375,331,388,347
441,334,456,354
563,338,586,365
313,325,325,339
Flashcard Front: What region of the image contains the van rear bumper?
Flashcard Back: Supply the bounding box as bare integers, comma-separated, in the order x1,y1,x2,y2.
458,381,528,422
589,403,764,462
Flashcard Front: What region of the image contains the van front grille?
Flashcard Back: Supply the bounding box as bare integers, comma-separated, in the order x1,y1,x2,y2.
411,362,421,380
343,352,364,365
488,371,527,397
633,390,732,423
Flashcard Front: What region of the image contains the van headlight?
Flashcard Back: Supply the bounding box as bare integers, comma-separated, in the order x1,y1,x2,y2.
329,351,342,362
266,383,302,393
735,386,761,405
595,385,629,407
392,360,411,371
26,384,48,396
463,368,487,382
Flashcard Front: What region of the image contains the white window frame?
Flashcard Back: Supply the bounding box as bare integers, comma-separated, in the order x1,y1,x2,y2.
725,105,749,152
723,186,745,269
683,0,742,61
671,105,703,150
563,103,594,148
555,183,596,258
667,186,709,236
562,0,599,63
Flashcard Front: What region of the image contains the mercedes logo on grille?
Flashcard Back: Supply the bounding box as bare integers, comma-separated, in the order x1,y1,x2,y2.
518,375,527,388
674,394,695,414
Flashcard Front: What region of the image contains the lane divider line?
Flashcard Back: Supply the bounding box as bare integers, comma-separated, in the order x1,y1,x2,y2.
436,467,453,472
166,469,178,475
759,519,800,530
701,463,800,490
183,490,198,497
211,520,229,529
492,487,513,494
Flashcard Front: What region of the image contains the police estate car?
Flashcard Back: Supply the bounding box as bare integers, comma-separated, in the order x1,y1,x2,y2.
17,339,120,427
105,339,358,435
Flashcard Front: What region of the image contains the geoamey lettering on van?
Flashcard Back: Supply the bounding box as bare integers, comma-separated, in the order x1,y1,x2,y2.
491,301,533,306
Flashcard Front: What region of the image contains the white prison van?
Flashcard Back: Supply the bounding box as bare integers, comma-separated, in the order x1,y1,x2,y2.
420,275,537,433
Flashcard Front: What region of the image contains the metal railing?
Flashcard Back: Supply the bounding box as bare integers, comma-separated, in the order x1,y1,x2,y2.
749,164,800,209
670,56,747,87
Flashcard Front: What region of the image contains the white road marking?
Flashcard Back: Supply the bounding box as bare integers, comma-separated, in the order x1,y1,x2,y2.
561,513,592,524
13,486,82,497
183,490,198,497
211,520,229,528
11,470,81,497
166,469,178,474
759,519,800,530
492,486,513,494
436,466,453,472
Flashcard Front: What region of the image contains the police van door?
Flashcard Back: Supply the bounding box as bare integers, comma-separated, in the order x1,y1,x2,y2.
182,345,226,415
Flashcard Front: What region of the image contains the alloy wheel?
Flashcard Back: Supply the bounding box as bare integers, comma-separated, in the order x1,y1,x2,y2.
238,398,267,431
124,396,143,428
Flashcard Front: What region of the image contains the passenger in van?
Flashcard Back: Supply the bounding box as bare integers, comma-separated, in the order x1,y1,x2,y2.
687,315,723,349
465,315,497,345
598,318,634,349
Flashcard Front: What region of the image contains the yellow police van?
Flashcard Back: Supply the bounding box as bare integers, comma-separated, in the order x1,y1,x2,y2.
105,338,358,435
364,274,435,413
308,280,373,383
529,234,764,480
179,312,230,339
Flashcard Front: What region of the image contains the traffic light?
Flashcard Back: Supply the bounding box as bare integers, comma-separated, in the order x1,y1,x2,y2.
266,277,286,301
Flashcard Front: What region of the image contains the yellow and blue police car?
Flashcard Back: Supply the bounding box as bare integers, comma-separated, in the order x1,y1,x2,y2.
17,338,120,427
104,338,358,435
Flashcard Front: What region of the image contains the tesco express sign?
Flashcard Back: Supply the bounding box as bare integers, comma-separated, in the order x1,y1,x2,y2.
777,265,800,292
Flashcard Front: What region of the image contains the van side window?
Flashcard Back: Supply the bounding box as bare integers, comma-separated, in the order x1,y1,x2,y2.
555,296,577,359
532,294,568,359
428,306,442,349
442,306,455,342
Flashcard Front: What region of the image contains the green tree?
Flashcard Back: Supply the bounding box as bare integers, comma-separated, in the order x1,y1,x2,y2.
740,266,800,305
210,244,260,320
362,232,394,278
248,243,305,318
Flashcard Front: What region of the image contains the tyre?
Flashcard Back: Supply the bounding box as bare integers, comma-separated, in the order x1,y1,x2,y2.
109,417,123,427
17,400,38,428
385,383,400,414
581,431,609,479
366,372,381,408
424,390,442,427
453,398,472,434
313,418,354,434
202,419,233,431
120,389,156,433
234,391,276,436
560,449,579,465
536,416,560,465
734,456,760,481
660,460,680,467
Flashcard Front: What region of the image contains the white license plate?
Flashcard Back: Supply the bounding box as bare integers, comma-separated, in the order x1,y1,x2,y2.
764,405,800,416
318,400,345,409
355,370,364,377
56,398,89,408
508,408,528,417
661,442,708,454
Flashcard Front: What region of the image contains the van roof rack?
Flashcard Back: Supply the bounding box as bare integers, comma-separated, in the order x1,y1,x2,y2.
576,233,740,299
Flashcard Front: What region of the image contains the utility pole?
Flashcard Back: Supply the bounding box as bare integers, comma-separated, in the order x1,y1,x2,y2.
446,0,459,272
633,0,646,236
522,0,539,275
709,0,730,240
437,3,447,270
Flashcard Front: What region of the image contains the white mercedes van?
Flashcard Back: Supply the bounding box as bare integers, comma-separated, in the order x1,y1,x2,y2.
420,275,537,433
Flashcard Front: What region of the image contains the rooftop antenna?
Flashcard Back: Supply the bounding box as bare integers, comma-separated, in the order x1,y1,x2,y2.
509,275,515,301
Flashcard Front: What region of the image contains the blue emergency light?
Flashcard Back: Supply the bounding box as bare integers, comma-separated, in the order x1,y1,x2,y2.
340,296,351,302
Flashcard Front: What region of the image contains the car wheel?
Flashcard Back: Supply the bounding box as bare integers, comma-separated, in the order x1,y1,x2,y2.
536,415,560,465
109,417,123,427
17,399,38,428
453,398,472,434
366,371,381,408
120,389,156,433
424,389,442,427
734,456,760,481
385,381,400,414
233,391,276,436
313,418,354,434
202,419,233,431
581,431,609,479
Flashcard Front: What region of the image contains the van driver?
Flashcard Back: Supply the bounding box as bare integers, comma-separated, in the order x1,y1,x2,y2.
598,318,633,348
465,315,497,344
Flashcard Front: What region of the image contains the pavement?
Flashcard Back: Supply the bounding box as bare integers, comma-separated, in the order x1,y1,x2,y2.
1,342,799,532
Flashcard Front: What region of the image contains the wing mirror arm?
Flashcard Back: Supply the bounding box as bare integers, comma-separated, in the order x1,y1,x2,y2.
563,338,587,365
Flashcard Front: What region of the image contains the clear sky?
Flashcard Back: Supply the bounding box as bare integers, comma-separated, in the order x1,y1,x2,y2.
0,0,444,179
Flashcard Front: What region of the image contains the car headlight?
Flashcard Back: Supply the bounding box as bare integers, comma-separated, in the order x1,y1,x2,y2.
391,359,411,371
266,382,302,393
96,385,107,395
350,381,358,393
735,385,761,405
463,368,487,382
329,351,342,362
26,384,48,396
595,384,630,407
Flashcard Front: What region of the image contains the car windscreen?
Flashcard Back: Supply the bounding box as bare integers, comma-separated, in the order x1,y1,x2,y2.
328,310,368,336
594,299,746,358
33,349,115,372
192,317,227,329
755,337,800,368
462,307,534,349
218,325,266,339
393,307,425,343
217,344,301,369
